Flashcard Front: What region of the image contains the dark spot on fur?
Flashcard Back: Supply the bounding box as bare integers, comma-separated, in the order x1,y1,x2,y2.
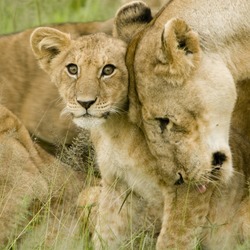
46,47,61,63
156,117,170,133
119,2,152,25
103,112,110,119
174,173,184,185
212,152,227,166
130,6,152,23
48,47,60,56
178,40,193,55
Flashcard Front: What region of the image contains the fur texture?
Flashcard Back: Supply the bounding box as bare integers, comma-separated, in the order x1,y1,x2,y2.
115,0,250,138
0,19,113,153
31,19,250,250
31,27,163,248
0,105,86,248
0,20,114,247
115,1,250,249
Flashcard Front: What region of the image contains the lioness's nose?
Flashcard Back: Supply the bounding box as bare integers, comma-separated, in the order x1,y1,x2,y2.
212,151,227,166
77,99,96,110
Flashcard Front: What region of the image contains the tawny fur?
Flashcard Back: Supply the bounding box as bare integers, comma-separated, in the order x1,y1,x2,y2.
31,22,250,250
121,0,166,14
0,19,113,153
0,105,89,248
30,28,163,248
0,20,116,248
114,0,250,139
114,1,250,249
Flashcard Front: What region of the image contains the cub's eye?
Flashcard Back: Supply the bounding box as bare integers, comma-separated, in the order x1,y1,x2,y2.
66,63,78,75
102,64,116,76
155,117,170,133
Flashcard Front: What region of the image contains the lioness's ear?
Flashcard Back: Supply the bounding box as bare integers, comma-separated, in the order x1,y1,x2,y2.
113,1,152,43
156,18,201,86
30,27,71,72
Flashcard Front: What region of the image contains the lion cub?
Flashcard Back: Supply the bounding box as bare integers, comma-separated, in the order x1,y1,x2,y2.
30,27,163,248
0,19,113,153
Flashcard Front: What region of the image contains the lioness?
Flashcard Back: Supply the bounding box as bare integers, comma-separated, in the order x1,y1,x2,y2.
0,19,113,154
114,0,250,137
114,1,250,249
31,5,250,249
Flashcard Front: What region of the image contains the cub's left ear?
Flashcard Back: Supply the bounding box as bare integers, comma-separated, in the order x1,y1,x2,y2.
156,18,201,86
30,27,71,72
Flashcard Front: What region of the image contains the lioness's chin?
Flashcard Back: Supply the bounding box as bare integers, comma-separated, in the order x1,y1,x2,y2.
73,117,105,129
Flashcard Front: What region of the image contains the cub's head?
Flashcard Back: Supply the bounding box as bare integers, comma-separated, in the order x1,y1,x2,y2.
30,27,128,129
115,2,237,188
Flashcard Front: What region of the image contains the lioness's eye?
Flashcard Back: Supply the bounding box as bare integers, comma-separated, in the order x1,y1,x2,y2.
102,64,116,76
66,63,78,75
156,118,170,133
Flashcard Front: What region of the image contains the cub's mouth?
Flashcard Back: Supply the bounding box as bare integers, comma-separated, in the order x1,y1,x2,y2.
72,111,112,129
74,111,110,119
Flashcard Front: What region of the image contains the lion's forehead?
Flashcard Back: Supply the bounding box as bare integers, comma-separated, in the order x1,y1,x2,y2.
64,38,126,69
75,34,126,55
142,100,203,126
138,78,204,111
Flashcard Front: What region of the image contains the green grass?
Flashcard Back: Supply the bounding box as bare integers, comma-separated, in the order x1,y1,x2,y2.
0,0,120,34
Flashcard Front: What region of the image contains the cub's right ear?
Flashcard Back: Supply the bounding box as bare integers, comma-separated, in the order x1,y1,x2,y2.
113,1,152,43
30,27,71,72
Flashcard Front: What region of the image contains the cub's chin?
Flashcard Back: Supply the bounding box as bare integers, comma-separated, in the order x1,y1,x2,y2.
73,116,106,129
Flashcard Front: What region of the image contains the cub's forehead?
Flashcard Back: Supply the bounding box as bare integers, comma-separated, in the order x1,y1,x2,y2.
56,33,126,68
66,33,127,65
75,33,127,52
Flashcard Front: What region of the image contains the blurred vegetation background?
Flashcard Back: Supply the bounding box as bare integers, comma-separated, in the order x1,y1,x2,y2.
0,0,120,35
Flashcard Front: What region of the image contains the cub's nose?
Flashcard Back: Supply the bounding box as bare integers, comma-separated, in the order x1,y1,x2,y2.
212,151,227,166
77,99,96,110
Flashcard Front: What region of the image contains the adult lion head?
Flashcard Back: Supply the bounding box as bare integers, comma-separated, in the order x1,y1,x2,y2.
114,2,239,187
